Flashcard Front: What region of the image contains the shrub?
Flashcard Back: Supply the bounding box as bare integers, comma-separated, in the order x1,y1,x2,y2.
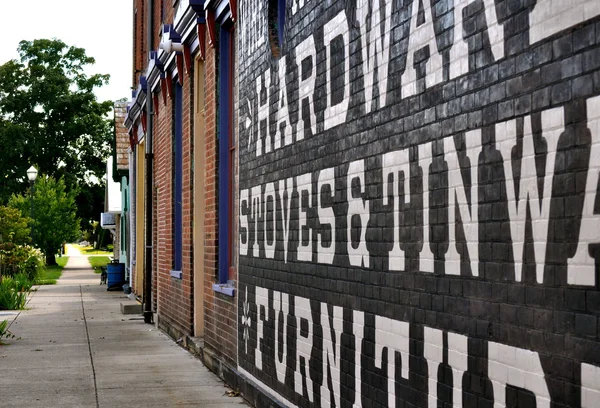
0,244,43,281
22,251,43,281
12,273,33,293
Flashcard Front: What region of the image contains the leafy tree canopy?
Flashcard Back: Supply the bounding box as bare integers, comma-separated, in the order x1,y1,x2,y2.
9,175,80,265
0,206,30,245
0,39,113,229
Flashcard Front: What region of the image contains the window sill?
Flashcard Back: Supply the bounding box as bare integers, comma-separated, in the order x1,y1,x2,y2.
212,282,235,297
170,270,183,279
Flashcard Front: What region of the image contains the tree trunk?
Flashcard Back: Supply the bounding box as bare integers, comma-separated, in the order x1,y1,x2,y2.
46,252,57,266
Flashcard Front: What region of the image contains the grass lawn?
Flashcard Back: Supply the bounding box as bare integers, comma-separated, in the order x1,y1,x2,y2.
71,244,112,256
88,256,111,274
35,256,69,285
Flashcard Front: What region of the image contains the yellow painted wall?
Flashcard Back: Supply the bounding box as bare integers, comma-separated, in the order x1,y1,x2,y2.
135,141,145,296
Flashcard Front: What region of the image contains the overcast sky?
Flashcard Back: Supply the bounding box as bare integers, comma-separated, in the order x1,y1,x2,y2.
0,0,133,103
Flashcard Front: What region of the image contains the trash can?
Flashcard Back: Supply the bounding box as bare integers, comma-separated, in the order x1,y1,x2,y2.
106,261,125,290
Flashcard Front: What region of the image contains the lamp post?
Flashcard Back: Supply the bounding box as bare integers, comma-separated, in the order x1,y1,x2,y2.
26,166,38,245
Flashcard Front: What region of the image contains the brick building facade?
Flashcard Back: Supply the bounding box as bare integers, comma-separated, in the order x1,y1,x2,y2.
120,0,600,407
124,0,240,389
236,0,600,407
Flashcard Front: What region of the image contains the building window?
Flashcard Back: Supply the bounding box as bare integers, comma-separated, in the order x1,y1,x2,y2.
172,79,183,275
121,215,126,254
268,0,286,57
217,22,235,285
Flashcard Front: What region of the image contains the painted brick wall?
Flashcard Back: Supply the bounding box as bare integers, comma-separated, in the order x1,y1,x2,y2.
237,1,600,407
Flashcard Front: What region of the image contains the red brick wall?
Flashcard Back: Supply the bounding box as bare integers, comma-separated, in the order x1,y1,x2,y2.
150,1,199,337
153,80,195,336
129,1,238,365
114,102,129,172
132,0,145,86
202,28,238,367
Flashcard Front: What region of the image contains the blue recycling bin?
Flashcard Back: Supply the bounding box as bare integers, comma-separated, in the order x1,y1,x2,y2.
106,262,125,288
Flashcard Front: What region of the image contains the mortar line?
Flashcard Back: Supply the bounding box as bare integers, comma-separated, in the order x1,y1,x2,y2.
80,285,100,408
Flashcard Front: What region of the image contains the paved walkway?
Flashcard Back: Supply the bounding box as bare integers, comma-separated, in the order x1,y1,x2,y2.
0,251,247,408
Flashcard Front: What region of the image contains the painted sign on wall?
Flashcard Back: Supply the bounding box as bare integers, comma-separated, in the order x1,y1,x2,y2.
238,0,600,406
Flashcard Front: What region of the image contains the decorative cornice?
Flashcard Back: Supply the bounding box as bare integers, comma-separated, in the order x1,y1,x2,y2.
124,76,147,133
129,2,207,116
176,52,185,84
160,73,168,106
147,51,165,94
205,0,235,23
174,0,206,45
160,24,182,74
205,0,235,48
197,17,206,60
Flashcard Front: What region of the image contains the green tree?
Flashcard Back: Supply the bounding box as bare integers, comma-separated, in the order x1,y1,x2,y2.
9,176,80,265
0,206,30,245
0,39,113,231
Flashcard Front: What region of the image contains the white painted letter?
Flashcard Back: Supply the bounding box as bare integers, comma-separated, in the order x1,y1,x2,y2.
296,35,317,141
295,296,314,402
530,0,600,45
320,303,343,408
450,0,504,79
318,168,335,264
356,0,392,113
353,311,364,408
488,342,550,408
324,11,350,130
297,173,312,262
255,286,269,370
264,182,276,259
256,69,271,156
291,0,307,15
447,332,468,408
496,109,563,283
251,185,262,257
273,291,290,383
240,189,249,256
276,57,292,149
375,316,410,408
424,327,443,408
279,178,294,263
418,142,435,272
424,329,468,408
348,160,369,268
401,0,443,98
582,362,600,407
383,149,410,271
444,130,481,276
568,96,600,286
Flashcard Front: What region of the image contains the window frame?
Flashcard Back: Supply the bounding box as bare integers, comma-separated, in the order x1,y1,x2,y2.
217,21,235,286
171,78,184,278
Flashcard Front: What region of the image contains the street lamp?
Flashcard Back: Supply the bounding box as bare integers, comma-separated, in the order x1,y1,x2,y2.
26,166,38,245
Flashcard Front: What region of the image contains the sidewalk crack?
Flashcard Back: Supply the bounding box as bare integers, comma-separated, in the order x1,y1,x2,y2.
80,285,100,408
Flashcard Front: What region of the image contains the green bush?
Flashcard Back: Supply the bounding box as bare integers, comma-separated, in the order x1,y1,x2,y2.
0,277,28,310
22,251,43,281
12,273,33,293
0,243,43,281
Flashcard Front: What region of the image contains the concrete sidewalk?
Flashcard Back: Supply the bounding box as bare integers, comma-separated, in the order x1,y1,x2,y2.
0,254,247,408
